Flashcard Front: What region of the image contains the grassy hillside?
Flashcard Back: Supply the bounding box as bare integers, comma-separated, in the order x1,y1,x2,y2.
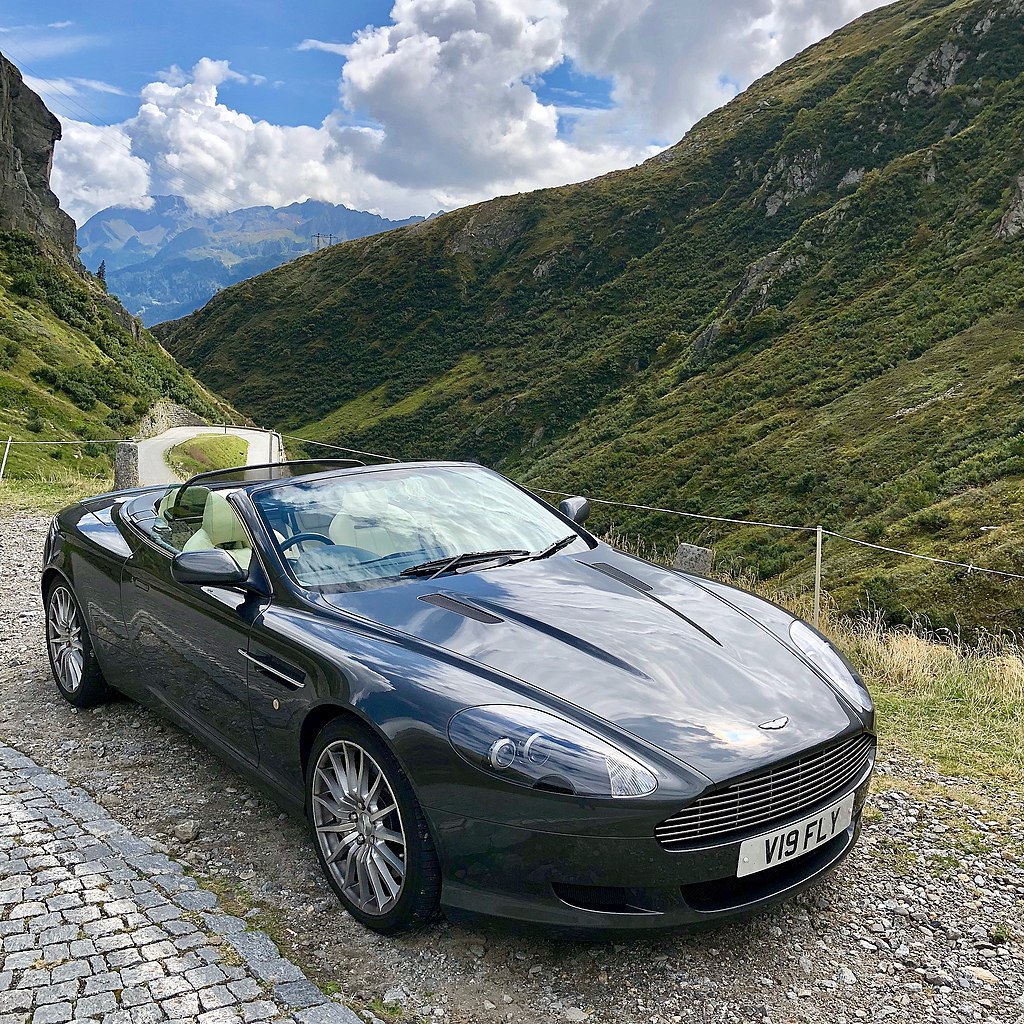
164,432,248,478
0,230,236,488
163,0,1024,631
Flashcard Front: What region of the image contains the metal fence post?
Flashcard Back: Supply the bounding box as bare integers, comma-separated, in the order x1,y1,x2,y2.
813,524,823,628
0,436,12,483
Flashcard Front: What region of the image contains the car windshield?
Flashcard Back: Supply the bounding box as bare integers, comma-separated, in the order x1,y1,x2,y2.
250,465,588,591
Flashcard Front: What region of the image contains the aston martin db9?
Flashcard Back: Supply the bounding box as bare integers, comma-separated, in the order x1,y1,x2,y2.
41,459,875,933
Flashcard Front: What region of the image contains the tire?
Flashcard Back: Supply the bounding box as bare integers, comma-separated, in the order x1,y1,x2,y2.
44,580,110,708
307,717,441,934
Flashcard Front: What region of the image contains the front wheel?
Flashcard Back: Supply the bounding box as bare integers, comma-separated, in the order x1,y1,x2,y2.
45,581,110,708
307,718,441,934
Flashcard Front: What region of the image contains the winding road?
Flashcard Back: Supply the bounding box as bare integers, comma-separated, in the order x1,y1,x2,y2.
136,425,281,485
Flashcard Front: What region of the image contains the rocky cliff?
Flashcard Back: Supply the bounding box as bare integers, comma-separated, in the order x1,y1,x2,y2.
0,52,77,259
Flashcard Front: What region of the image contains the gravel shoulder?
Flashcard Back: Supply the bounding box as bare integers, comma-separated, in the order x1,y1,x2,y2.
3,512,1023,1024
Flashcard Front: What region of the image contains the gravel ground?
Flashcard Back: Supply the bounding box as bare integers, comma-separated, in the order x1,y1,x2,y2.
3,512,1023,1024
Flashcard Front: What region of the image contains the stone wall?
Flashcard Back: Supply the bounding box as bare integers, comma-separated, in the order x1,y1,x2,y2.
135,400,209,440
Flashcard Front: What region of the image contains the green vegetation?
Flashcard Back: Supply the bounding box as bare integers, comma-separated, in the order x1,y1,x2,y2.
164,0,1024,632
165,432,249,478
0,471,114,515
806,596,1023,783
0,229,236,504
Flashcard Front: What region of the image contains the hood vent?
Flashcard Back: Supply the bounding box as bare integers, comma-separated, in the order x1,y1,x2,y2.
588,562,653,592
418,593,503,624
585,560,722,647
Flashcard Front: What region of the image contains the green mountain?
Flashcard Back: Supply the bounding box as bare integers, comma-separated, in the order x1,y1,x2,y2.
163,0,1024,631
0,52,235,486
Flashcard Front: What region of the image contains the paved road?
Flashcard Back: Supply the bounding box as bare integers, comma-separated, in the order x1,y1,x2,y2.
136,427,279,487
0,741,358,1024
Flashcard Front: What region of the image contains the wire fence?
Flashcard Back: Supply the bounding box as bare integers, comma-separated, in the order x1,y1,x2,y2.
3,429,1020,628
283,438,1024,624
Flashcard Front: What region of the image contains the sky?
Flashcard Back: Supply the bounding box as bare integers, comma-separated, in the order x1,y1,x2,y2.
0,0,889,226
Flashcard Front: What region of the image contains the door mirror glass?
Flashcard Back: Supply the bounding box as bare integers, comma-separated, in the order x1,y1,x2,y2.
558,496,590,525
171,548,249,587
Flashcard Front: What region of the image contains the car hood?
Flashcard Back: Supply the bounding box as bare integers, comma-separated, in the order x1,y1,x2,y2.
322,551,860,783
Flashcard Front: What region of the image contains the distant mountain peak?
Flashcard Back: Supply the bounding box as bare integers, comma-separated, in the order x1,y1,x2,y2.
78,196,425,325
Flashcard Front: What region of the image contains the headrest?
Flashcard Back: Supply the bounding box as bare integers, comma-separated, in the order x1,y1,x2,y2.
202,492,249,548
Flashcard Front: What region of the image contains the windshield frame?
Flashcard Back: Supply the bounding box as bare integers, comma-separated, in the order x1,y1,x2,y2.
244,462,592,594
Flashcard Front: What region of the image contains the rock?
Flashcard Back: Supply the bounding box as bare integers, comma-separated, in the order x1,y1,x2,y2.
173,819,200,843
840,968,857,985
908,41,967,97
0,54,77,258
673,542,714,575
964,966,999,985
382,987,408,1007
565,1010,587,1022
996,175,1024,240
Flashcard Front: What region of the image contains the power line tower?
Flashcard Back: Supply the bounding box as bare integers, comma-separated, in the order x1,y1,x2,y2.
310,233,338,251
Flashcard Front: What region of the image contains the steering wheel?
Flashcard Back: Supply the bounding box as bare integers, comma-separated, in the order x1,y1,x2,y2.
279,532,334,553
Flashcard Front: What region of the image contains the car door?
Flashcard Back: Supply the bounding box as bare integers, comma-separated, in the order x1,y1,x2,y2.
120,491,264,765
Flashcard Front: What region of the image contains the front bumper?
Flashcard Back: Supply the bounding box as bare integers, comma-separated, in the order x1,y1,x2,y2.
427,765,873,932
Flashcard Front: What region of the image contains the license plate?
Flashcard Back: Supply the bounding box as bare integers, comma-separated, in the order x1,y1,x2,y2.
737,791,855,877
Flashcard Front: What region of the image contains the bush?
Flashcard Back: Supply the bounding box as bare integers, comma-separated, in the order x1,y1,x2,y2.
10,272,43,299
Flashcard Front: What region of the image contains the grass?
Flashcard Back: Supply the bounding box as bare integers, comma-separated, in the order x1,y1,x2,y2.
0,469,113,514
165,433,249,478
746,575,1024,784
0,230,236,486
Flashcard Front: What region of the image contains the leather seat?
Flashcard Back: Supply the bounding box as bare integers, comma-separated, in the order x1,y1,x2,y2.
182,491,252,568
328,489,420,557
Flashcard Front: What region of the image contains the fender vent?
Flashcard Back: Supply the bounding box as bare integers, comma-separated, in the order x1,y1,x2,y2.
418,594,503,623
587,562,653,592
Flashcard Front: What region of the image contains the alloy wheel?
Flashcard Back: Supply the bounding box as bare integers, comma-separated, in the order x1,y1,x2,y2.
47,585,84,693
311,739,407,916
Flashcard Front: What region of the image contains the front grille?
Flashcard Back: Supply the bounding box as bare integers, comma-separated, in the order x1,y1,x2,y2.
656,732,875,850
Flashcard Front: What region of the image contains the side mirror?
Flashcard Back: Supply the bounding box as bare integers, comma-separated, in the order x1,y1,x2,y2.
558,495,590,525
171,548,248,587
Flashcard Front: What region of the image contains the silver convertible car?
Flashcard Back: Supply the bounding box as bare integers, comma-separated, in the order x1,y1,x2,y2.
42,459,876,933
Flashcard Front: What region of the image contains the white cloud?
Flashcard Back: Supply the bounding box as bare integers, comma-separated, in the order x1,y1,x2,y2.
24,74,129,100
51,0,889,225
50,121,152,222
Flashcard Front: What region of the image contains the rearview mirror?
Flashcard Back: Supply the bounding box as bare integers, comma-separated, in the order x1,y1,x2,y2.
558,496,590,525
171,548,248,587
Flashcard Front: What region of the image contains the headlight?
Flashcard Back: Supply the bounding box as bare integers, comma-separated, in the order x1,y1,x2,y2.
789,619,873,712
448,705,658,798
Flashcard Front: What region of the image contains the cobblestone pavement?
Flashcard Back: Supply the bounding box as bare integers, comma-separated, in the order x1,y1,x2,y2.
0,742,358,1024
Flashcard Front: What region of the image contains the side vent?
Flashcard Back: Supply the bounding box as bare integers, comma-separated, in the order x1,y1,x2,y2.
587,562,653,592
418,594,503,624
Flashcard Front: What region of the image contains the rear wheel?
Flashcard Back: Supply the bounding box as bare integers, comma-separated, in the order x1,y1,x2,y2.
307,718,440,934
45,582,109,708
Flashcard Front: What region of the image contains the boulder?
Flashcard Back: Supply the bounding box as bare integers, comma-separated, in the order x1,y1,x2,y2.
673,542,714,575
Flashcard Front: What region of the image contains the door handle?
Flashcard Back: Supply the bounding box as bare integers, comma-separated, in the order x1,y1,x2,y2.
131,576,150,592
238,649,305,690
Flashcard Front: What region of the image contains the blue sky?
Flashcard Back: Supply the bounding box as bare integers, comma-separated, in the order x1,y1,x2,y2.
0,1,885,224
1,2,423,125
